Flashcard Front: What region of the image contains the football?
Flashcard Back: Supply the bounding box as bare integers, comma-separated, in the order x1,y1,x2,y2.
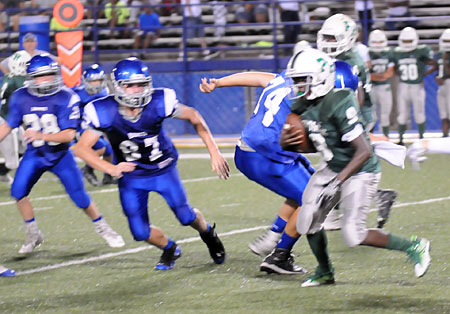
282,113,315,153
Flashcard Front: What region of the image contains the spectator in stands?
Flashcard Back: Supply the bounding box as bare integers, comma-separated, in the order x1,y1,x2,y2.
277,0,301,55
0,33,57,75
355,0,374,41
84,0,106,20
31,0,58,16
385,0,416,31
134,4,162,53
178,0,209,60
128,0,142,27
235,1,268,25
211,0,227,40
105,0,131,38
0,0,26,32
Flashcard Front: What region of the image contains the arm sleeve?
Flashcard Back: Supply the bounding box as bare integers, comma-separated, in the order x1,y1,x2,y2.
162,88,180,117
332,94,365,142
57,93,81,130
5,91,22,128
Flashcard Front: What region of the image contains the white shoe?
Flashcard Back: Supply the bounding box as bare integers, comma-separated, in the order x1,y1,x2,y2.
94,219,125,248
0,174,13,185
323,209,342,231
407,237,431,278
19,229,44,254
248,230,281,256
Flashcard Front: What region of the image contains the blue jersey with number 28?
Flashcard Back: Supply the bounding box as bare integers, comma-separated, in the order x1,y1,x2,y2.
241,71,300,164
7,86,80,164
83,88,179,177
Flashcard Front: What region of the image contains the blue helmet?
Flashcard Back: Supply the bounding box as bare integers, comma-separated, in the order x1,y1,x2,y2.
82,64,106,95
26,54,63,97
111,57,153,108
334,60,358,91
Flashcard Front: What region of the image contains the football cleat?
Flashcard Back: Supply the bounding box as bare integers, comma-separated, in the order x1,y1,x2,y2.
260,248,307,275
407,236,431,278
155,244,181,270
94,219,125,248
200,223,226,264
248,230,281,257
102,174,118,185
19,229,44,254
82,165,100,187
0,266,16,277
301,270,335,287
376,189,398,229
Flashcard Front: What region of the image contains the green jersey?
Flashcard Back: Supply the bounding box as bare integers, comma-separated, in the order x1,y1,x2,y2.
393,45,434,84
337,48,373,108
291,89,380,173
0,75,27,118
436,51,450,79
369,47,395,85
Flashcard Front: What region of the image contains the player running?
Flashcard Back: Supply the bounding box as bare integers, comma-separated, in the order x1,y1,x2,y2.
0,54,125,254
74,57,228,270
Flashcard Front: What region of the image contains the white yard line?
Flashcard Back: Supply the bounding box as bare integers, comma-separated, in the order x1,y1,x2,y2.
16,225,266,276
13,194,450,276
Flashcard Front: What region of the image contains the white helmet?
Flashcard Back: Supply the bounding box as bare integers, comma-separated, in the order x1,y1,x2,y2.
285,48,336,100
8,50,31,76
293,40,311,55
317,14,358,57
368,29,388,52
399,27,419,51
439,28,450,52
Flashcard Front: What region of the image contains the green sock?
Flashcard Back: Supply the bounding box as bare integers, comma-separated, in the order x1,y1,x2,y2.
385,233,413,252
418,123,426,139
382,126,390,138
398,124,406,142
307,229,333,274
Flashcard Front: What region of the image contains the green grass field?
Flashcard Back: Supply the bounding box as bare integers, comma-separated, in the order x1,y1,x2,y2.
0,148,449,314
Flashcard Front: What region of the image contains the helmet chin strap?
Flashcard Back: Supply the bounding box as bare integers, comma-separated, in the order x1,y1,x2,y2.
118,106,144,122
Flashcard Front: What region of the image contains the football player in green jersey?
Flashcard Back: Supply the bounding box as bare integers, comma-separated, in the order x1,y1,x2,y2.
280,48,431,287
317,13,398,231
0,50,30,183
369,29,396,138
393,27,437,144
436,28,450,137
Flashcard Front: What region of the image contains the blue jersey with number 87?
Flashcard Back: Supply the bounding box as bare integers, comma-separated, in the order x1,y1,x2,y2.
82,88,179,177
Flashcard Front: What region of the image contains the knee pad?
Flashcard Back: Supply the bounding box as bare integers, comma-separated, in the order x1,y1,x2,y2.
341,224,367,248
70,190,91,209
131,225,150,241
175,205,196,226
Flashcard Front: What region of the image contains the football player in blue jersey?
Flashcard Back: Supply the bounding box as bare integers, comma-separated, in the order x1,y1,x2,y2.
73,64,116,186
199,51,316,275
0,54,125,254
73,57,229,270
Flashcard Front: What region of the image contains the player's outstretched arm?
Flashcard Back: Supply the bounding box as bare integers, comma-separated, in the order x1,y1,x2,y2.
0,122,12,142
199,72,276,93
73,129,136,178
23,128,76,144
176,104,230,179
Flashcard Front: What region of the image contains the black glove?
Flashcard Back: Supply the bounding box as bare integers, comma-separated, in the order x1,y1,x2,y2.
317,177,341,212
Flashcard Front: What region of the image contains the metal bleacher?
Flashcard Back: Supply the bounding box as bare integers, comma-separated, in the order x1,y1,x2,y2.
1,0,450,63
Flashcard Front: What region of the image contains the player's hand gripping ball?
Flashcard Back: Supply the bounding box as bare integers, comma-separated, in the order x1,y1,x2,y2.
280,113,315,153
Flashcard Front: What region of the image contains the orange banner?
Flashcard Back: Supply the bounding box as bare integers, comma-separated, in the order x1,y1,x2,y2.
53,0,84,88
